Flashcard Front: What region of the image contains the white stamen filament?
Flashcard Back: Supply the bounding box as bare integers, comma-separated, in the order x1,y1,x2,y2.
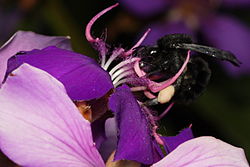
103,48,124,70
100,47,138,87
100,48,106,67
112,70,134,85
101,56,105,67
111,66,132,80
109,57,139,77
114,77,134,87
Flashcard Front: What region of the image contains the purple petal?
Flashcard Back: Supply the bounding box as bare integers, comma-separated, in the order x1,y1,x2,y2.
99,118,118,162
142,22,193,45
0,64,105,167
91,119,107,150
222,0,250,7
109,85,161,165
201,16,250,76
0,30,72,84
152,136,249,167
162,128,194,153
118,0,169,18
6,46,114,100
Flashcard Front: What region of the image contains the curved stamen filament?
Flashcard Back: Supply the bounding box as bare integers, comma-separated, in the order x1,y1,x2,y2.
112,69,134,83
99,42,108,67
103,48,124,70
114,77,134,87
111,66,132,80
109,57,140,77
149,50,191,93
112,70,134,85
123,28,151,57
85,3,119,42
134,59,146,77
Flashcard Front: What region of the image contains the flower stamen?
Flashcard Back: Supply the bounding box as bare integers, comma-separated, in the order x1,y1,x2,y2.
123,28,151,57
114,77,135,87
111,66,132,81
103,48,124,70
130,86,147,92
134,59,146,77
112,70,135,85
144,91,156,99
148,50,191,93
85,3,119,43
109,57,140,77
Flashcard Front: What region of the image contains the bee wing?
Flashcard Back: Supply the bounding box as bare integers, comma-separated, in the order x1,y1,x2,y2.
174,43,241,66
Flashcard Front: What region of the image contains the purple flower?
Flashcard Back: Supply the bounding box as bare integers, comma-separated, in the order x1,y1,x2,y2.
1,4,161,164
0,3,249,166
0,63,248,166
1,4,194,164
118,0,250,76
6,46,113,101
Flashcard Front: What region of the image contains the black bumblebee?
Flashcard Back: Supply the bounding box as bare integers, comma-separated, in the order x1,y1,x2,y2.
133,34,241,104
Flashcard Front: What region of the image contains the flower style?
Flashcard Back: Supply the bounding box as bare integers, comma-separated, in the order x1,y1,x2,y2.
118,0,250,76
0,3,249,167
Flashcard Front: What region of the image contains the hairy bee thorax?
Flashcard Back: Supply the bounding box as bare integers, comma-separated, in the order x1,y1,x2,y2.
157,33,193,49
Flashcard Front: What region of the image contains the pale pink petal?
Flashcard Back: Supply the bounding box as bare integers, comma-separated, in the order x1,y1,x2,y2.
152,136,249,167
0,30,72,84
0,64,105,167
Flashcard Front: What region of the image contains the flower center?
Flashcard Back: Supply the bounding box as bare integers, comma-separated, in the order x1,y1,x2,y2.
84,3,192,145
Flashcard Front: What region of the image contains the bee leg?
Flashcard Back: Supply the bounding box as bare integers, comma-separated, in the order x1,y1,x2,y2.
156,102,174,120
144,98,159,106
